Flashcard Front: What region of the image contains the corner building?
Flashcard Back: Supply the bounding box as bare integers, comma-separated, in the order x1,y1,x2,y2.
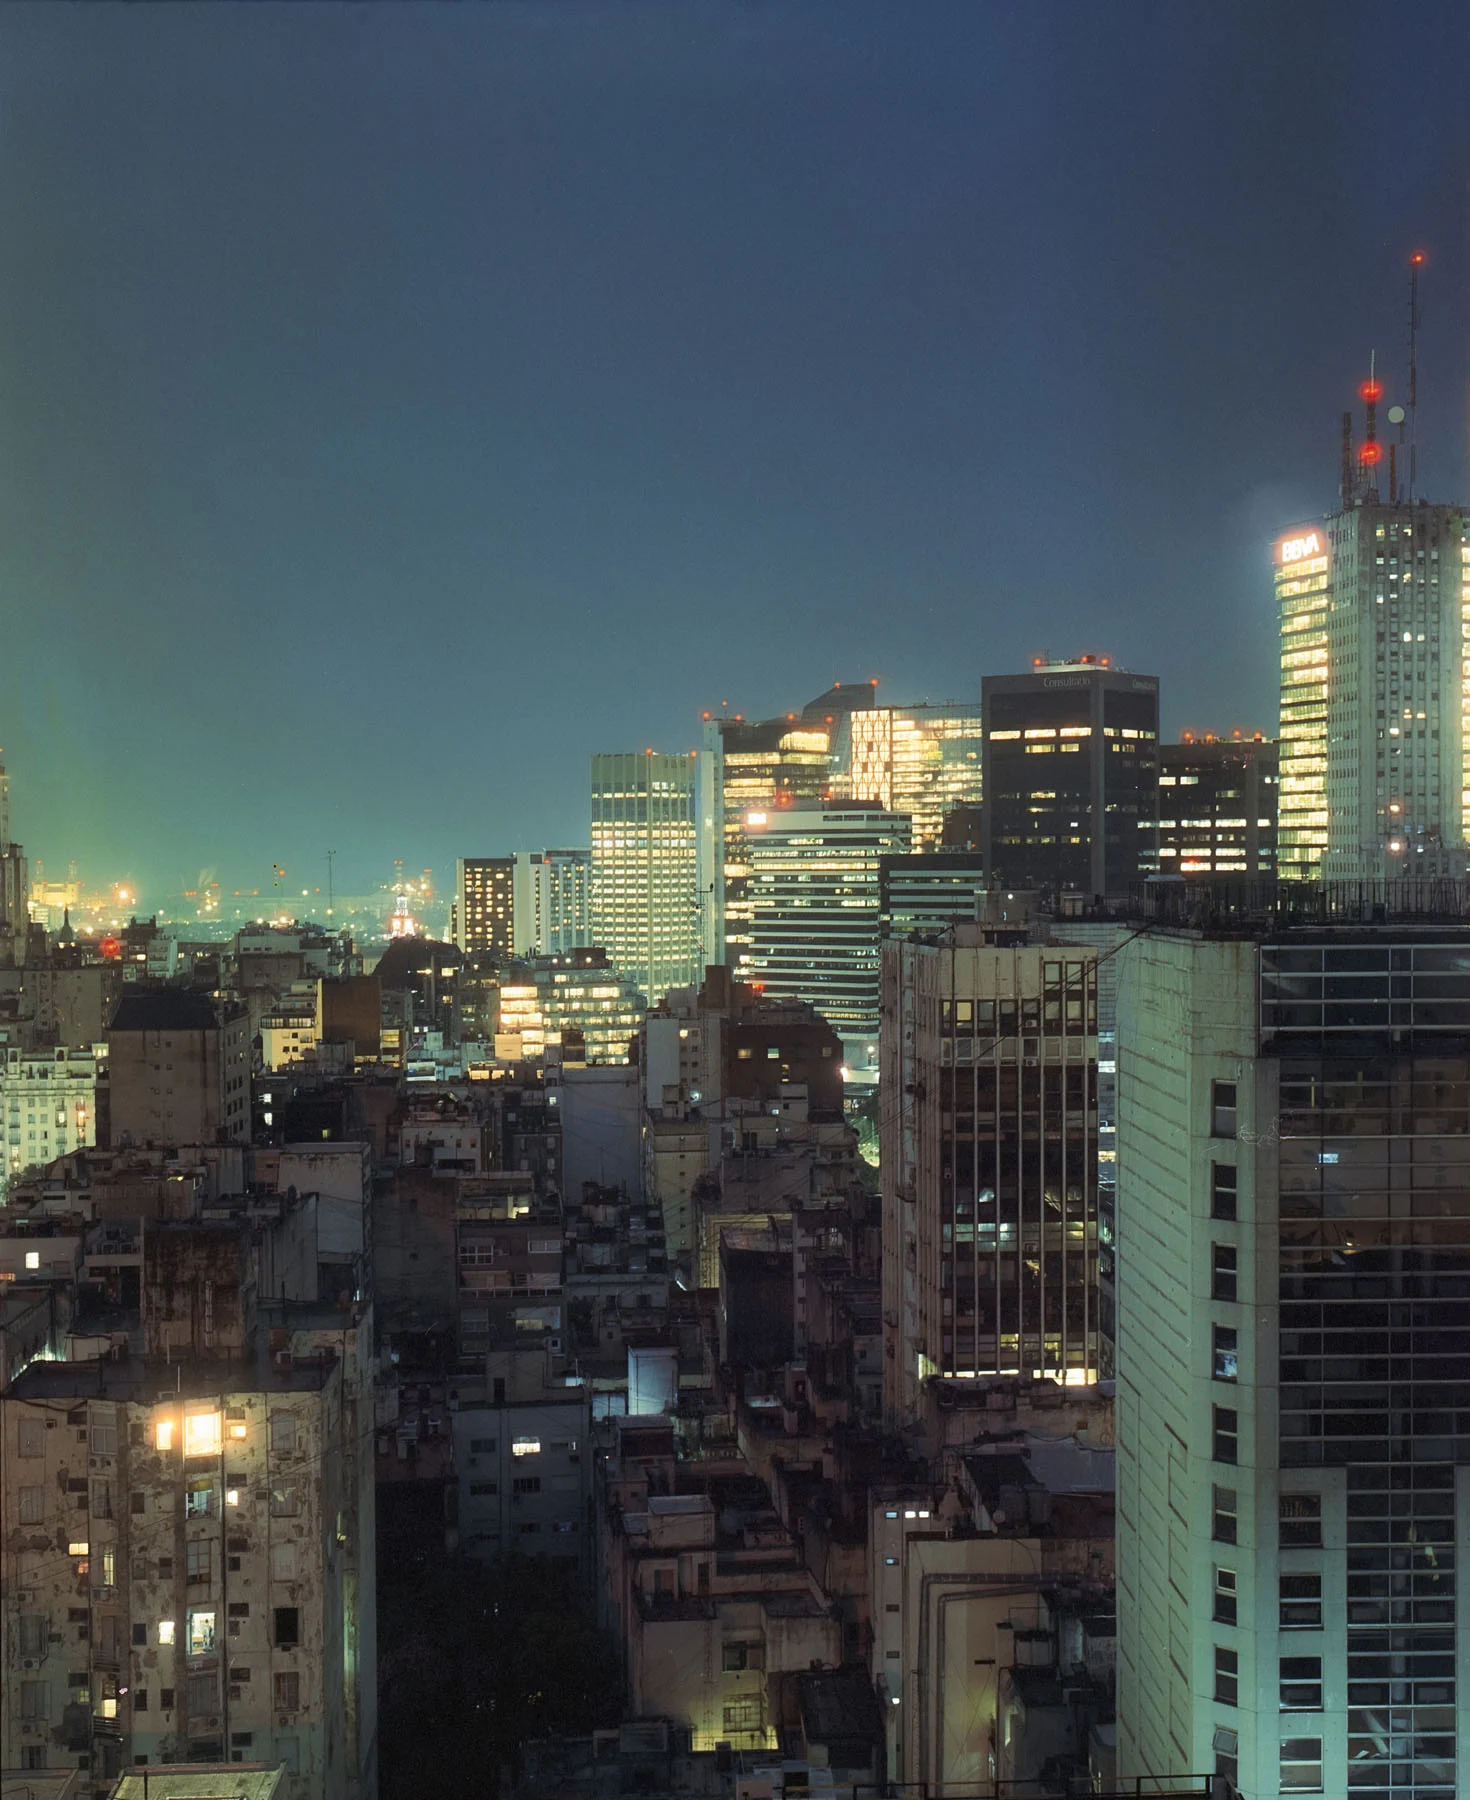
1115,903,1470,1799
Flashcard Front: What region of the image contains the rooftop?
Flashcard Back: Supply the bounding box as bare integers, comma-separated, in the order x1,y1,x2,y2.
109,990,228,1033
109,1768,283,1800
8,1351,336,1404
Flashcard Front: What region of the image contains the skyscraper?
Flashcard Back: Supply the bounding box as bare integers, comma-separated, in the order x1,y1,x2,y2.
1275,504,1469,882
881,924,1100,1425
454,856,515,957
511,849,591,956
981,657,1160,898
1114,898,1470,1799
833,700,984,850
745,804,910,1050
591,751,701,1004
698,683,876,972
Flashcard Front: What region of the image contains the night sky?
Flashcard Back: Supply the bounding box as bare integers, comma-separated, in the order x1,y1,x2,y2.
4,1,1468,909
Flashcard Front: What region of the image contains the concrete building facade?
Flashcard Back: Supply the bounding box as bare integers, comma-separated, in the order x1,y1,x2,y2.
2,1044,101,1199
106,993,250,1151
1115,910,1470,1800
511,850,592,958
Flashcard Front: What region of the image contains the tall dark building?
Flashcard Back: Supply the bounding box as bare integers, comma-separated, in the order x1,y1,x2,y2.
878,852,987,939
454,856,515,958
881,926,1101,1424
981,657,1159,898
1148,734,1279,880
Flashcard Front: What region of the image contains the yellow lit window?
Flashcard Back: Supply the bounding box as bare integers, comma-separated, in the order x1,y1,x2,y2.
156,1418,175,1451
184,1412,223,1457
69,1540,90,1558
158,1619,176,1645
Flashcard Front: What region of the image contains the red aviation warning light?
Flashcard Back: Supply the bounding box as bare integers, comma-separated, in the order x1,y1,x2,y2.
98,935,122,960
1358,441,1384,466
1359,378,1384,403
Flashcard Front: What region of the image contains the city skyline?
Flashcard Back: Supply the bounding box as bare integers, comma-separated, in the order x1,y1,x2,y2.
4,3,1468,895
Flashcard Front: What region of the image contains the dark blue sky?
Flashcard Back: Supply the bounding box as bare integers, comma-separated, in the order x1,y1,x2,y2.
4,1,1468,907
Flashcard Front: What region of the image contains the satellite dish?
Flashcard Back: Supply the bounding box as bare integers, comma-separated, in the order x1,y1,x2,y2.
1387,405,1406,425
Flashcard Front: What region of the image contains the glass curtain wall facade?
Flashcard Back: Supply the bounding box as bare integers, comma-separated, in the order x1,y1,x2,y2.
1268,937,1469,1800
881,933,1101,1426
836,703,984,851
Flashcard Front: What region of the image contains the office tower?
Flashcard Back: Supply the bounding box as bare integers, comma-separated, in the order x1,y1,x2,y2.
981,657,1159,897
453,856,515,957
881,926,1100,1426
1150,734,1279,879
699,683,876,971
833,700,984,850
745,805,910,1052
1114,898,1470,1799
511,849,591,956
878,851,987,939
590,751,701,1004
1276,503,1469,882
496,947,646,1066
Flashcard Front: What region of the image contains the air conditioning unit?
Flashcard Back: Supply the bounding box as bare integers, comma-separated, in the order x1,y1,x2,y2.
22,1657,39,1670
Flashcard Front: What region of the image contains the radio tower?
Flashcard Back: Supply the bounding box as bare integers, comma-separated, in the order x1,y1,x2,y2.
1407,250,1424,502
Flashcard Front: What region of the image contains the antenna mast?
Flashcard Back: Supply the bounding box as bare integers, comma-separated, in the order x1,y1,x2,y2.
1407,251,1423,503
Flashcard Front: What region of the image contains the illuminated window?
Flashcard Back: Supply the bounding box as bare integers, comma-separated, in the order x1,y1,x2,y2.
158,1618,176,1645
183,1412,222,1457
25,1250,40,1270
226,1409,247,1440
511,1437,542,1457
187,1609,216,1656
68,1539,90,1558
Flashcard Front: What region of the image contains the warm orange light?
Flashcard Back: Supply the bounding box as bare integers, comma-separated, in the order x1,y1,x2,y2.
1358,442,1383,466
1410,251,1425,266
1359,379,1384,403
